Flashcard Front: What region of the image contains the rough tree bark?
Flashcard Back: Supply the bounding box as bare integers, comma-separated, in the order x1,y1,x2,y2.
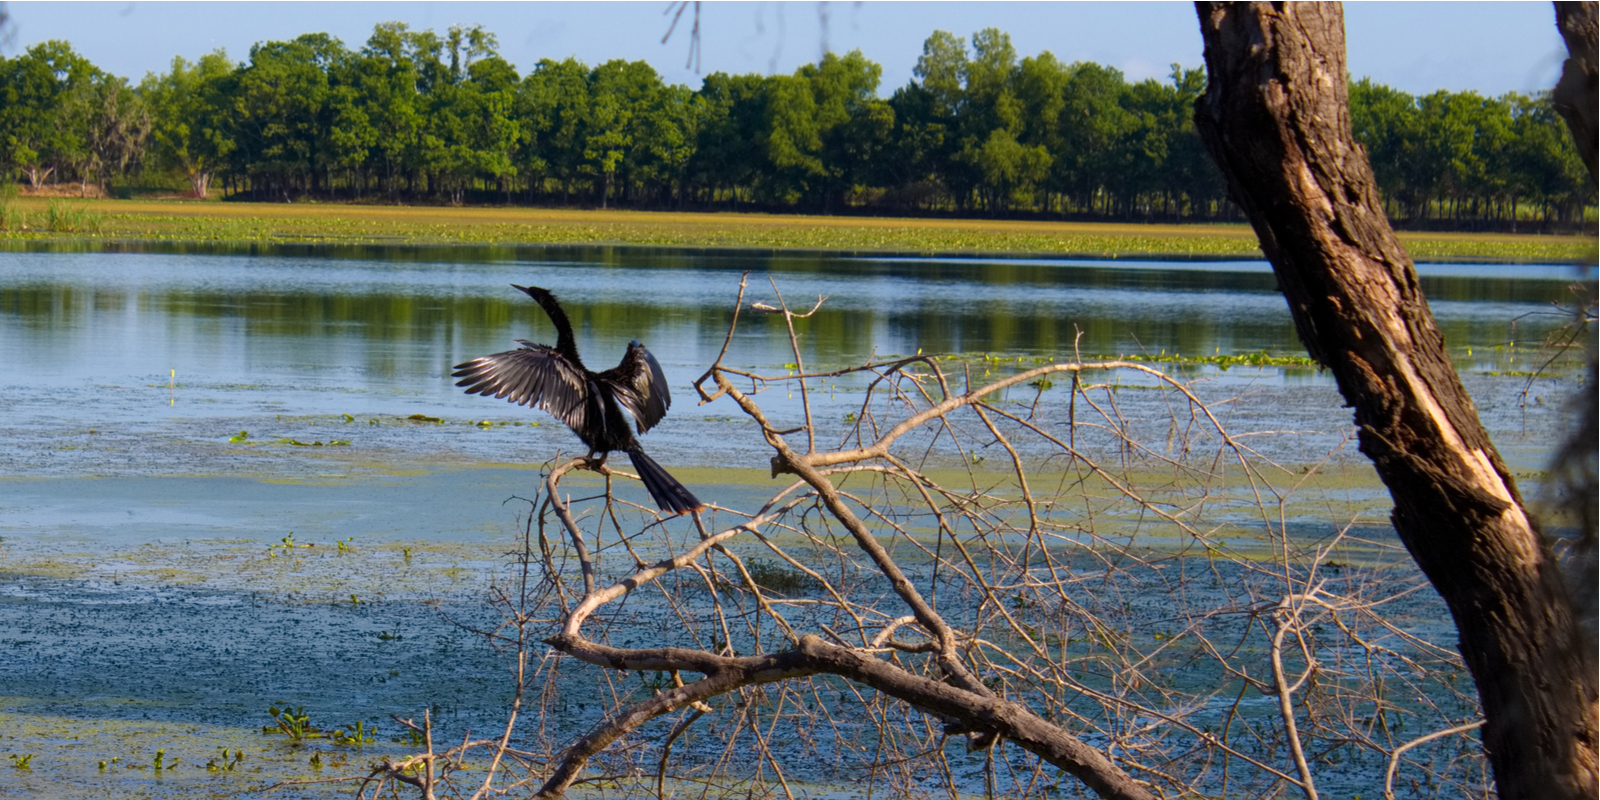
1549,0,1599,678
1192,4,1598,799
1552,2,1598,179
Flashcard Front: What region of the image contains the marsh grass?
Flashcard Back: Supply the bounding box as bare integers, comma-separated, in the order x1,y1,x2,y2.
44,200,102,233
0,182,26,231
0,198,1590,261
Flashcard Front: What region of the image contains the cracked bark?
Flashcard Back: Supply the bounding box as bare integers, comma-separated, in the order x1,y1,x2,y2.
1192,4,1598,798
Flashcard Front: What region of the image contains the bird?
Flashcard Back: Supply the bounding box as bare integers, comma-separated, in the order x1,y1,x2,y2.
451,284,704,515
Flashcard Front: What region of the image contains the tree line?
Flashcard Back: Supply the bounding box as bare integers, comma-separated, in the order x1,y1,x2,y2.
0,24,1591,228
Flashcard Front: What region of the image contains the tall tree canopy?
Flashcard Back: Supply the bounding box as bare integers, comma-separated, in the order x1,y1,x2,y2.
0,22,1590,227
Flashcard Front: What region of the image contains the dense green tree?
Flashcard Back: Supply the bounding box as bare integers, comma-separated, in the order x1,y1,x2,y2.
632,83,701,206
0,41,99,187
883,82,948,209
80,73,152,193
595,59,672,206
759,74,824,204
229,34,339,197
914,30,967,119
352,23,425,198
1160,66,1226,216
1349,77,1419,215
583,60,652,207
689,71,766,204
0,22,1584,226
911,31,977,206
802,50,890,208
1504,91,1593,223
1347,79,1590,226
970,128,1050,211
518,57,590,202
961,27,1020,134
464,55,524,199
143,52,235,198
420,26,517,203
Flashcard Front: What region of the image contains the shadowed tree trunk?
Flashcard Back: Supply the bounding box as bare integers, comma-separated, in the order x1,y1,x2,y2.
1549,0,1599,674
1553,2,1598,179
1191,4,1598,799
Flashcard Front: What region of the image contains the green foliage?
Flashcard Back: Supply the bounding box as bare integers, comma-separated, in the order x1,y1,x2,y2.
266,532,311,557
262,704,378,745
141,51,235,198
206,747,245,772
0,41,99,187
0,23,1589,228
44,200,100,232
0,181,25,230
263,704,321,740
1348,77,1592,225
1123,349,1319,370
328,720,377,744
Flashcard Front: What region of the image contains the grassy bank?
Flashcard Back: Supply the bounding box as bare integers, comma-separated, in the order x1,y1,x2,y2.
0,197,1594,262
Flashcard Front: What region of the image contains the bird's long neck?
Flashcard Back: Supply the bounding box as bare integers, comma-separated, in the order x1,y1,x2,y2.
530,288,585,369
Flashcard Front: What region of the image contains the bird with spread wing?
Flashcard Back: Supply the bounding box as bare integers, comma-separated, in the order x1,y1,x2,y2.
451,285,703,514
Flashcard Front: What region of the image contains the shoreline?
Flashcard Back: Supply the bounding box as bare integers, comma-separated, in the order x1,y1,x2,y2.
0,198,1593,263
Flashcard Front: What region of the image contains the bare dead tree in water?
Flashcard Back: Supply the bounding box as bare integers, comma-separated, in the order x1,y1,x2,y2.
352,274,1560,800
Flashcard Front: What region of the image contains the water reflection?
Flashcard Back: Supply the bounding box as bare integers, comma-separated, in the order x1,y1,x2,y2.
0,247,1585,445
4,249,1581,375
4,242,1580,800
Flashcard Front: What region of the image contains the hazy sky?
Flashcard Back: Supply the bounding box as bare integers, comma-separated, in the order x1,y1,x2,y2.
2,2,1571,97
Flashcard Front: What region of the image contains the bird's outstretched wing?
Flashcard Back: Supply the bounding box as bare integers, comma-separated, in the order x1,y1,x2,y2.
452,340,590,431
600,340,671,434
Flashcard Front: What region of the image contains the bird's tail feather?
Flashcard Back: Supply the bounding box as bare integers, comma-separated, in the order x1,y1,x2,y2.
626,445,703,515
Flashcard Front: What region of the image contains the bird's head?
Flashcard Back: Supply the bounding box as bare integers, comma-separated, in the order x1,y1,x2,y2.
512,284,554,303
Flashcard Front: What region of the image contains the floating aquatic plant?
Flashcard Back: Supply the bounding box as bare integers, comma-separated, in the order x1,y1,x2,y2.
206,748,244,772
264,705,321,741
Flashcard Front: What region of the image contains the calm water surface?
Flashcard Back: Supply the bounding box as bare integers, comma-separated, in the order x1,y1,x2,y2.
0,246,1584,533
0,247,1587,797
1,247,1583,436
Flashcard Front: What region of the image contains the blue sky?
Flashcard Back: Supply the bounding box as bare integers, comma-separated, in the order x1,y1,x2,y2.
2,2,1571,97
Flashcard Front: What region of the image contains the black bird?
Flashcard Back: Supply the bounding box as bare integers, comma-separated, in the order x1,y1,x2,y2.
451,285,703,515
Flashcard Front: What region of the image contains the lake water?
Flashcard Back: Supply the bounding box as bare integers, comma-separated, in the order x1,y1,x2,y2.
0,245,1589,797
1,246,1585,478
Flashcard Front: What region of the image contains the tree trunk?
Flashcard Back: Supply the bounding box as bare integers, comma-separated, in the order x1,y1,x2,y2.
188,170,211,200
1549,0,1599,656
1191,4,1598,799
1553,2,1598,179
